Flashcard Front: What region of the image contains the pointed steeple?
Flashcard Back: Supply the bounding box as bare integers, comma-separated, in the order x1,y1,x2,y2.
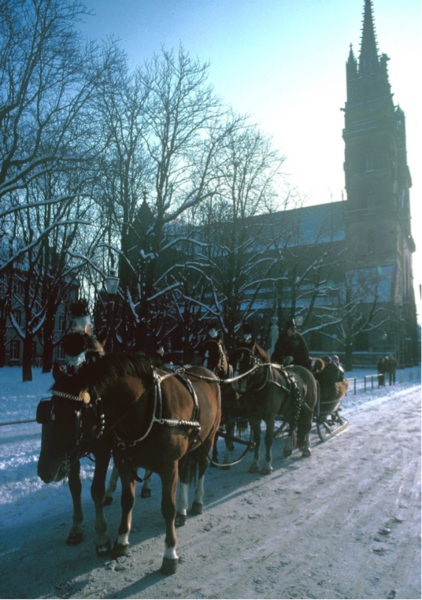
347,44,357,77
359,0,379,76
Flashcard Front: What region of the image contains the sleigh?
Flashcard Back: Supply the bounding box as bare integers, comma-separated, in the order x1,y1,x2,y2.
314,380,349,442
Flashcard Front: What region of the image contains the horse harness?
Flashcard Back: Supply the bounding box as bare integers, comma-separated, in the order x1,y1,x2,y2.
241,349,312,431
115,368,201,451
37,367,203,465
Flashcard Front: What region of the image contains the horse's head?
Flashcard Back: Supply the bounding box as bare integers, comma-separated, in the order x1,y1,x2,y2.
230,338,268,394
37,362,101,484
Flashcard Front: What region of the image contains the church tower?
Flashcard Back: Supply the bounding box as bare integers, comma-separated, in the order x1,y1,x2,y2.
342,0,417,364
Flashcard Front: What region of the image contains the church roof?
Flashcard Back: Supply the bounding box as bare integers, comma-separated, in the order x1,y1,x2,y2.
246,201,346,248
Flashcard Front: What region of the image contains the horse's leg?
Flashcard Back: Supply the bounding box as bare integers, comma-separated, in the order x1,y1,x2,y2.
104,463,119,506
160,463,179,575
297,408,313,458
300,432,312,457
191,441,212,514
91,451,112,556
191,475,205,514
261,416,275,474
211,434,219,466
140,470,152,498
249,418,261,473
66,459,84,545
111,463,136,559
283,424,295,457
176,459,190,529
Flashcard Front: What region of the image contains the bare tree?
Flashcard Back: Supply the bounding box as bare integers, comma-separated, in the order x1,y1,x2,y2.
194,122,287,349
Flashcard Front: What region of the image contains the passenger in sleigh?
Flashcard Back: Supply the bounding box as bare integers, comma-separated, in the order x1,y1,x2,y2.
314,355,349,403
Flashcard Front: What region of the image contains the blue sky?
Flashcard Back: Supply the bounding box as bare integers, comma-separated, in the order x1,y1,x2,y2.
78,0,421,316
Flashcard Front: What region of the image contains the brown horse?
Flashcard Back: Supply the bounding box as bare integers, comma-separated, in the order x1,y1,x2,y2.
37,354,221,574
201,338,244,467
231,339,318,474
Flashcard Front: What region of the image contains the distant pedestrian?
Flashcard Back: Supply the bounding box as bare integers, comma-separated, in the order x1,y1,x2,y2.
386,354,398,385
377,357,386,386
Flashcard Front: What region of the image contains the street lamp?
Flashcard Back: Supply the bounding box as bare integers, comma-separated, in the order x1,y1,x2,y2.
105,268,120,353
382,332,388,358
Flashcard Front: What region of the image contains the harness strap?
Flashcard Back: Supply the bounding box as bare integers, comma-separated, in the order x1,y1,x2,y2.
115,368,201,451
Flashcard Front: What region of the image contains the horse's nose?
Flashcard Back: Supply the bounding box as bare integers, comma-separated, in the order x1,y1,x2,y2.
37,464,56,484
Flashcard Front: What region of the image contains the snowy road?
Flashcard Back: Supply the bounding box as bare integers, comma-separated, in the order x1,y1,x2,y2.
0,368,420,599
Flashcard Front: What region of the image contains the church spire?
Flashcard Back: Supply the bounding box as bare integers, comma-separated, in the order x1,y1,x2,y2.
359,0,379,76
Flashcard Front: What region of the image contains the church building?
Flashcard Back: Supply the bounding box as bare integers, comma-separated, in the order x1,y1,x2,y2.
340,0,417,364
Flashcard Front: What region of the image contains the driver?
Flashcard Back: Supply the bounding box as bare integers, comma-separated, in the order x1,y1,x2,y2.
272,318,310,369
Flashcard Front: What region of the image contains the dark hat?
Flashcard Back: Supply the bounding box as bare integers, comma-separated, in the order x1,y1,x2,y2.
69,299,90,318
241,322,254,342
285,318,296,330
242,323,254,335
322,355,331,364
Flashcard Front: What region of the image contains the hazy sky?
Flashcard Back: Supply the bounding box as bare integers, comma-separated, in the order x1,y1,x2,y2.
78,0,421,316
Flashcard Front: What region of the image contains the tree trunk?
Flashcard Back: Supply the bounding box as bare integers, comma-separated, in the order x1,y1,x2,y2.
43,335,54,373
0,328,6,368
22,336,34,382
345,343,353,372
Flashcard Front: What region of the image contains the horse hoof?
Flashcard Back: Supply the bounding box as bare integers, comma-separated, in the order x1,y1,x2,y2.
283,450,292,457
301,449,312,458
66,531,83,546
248,465,259,473
111,541,129,559
160,557,178,575
191,502,203,515
141,488,151,498
260,467,273,475
175,514,187,528
103,496,113,506
95,539,111,557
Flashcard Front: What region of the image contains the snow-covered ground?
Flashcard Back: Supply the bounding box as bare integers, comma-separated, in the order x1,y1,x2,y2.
0,368,422,600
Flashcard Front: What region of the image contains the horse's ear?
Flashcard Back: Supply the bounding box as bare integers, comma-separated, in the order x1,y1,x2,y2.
52,362,66,382
96,329,108,348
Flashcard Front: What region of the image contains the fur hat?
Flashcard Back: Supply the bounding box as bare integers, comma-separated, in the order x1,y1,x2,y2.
330,355,340,365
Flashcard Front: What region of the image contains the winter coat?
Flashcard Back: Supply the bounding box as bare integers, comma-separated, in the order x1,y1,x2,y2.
377,359,386,374
318,362,344,386
272,330,310,369
386,356,398,374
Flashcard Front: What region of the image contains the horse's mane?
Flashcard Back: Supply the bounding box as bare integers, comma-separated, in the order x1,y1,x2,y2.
77,353,154,388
